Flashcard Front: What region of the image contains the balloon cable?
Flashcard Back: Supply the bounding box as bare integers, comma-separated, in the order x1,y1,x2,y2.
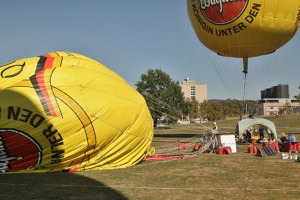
242,74,247,118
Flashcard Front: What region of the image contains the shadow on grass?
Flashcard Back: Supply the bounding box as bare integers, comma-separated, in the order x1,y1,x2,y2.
0,172,127,200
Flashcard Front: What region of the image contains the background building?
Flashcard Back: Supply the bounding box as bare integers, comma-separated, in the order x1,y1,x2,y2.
256,84,300,116
180,77,207,103
261,84,289,99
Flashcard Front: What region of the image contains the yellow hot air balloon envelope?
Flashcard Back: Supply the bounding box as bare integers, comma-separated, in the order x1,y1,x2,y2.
0,52,153,173
188,0,300,74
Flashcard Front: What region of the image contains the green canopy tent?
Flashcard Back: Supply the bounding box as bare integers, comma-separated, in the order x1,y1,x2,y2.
236,118,277,140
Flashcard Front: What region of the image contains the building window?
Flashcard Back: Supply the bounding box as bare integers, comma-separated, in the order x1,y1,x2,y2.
191,96,195,100
191,86,195,96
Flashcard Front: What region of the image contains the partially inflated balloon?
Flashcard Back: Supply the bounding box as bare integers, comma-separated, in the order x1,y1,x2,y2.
0,52,153,173
188,0,300,73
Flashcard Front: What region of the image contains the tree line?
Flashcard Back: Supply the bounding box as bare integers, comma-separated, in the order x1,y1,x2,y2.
136,68,257,126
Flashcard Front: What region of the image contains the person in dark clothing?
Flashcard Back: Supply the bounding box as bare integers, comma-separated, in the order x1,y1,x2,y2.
270,132,275,141
278,133,288,151
259,127,264,140
280,133,288,143
246,129,252,143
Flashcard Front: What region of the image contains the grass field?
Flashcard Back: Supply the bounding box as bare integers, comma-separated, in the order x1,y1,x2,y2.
0,115,300,200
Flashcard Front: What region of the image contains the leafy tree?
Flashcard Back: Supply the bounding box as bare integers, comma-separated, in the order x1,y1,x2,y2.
199,101,207,121
189,99,200,119
136,69,186,126
223,100,239,117
245,100,258,116
284,102,292,114
212,101,224,120
294,94,300,102
232,100,258,119
199,100,214,121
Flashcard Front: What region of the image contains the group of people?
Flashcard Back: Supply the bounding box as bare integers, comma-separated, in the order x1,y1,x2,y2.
241,125,297,151
277,132,297,151
241,126,275,143
280,132,296,143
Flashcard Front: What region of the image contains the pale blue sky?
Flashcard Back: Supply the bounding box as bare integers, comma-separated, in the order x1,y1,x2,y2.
1,1,299,100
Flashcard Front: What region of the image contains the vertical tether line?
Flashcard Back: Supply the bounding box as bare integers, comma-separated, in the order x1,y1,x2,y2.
242,75,248,118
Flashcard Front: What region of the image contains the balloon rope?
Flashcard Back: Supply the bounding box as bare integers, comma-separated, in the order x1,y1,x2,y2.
242,75,247,117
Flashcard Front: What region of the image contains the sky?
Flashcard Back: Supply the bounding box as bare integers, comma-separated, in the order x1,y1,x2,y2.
1,1,299,100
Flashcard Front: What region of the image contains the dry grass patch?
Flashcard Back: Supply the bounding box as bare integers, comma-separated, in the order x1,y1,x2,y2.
0,115,300,199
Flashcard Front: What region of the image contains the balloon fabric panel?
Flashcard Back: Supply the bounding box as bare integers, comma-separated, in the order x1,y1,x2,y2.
188,0,300,58
0,52,153,173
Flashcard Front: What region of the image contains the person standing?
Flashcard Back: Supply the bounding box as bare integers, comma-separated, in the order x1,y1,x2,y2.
259,126,264,140
246,127,253,143
213,122,218,134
